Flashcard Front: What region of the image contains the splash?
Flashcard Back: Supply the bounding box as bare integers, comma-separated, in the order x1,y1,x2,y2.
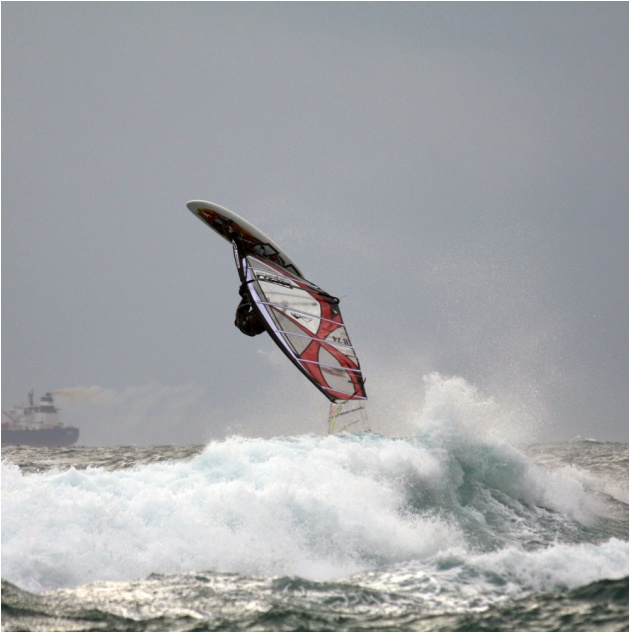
412,372,541,445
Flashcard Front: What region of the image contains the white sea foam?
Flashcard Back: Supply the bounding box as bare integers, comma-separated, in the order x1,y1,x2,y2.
2,426,626,594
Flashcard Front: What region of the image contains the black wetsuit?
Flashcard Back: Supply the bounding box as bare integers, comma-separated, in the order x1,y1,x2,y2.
234,283,265,337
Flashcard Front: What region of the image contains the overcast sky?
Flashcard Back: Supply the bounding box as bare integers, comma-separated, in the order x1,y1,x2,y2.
3,3,627,445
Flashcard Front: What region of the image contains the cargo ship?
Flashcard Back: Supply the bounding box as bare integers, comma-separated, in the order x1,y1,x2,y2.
2,391,79,447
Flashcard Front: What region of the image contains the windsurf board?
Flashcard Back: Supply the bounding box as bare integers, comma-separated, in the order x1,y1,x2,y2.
186,200,303,278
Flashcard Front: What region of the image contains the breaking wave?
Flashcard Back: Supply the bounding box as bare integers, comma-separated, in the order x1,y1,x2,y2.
3,435,626,595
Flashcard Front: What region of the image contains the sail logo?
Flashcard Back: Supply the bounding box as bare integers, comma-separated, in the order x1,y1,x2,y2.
330,335,350,345
291,311,313,323
256,273,292,288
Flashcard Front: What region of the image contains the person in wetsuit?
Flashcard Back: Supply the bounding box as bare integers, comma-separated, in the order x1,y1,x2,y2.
234,283,265,337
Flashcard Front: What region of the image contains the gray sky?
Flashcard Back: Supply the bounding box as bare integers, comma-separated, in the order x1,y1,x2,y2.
3,3,627,445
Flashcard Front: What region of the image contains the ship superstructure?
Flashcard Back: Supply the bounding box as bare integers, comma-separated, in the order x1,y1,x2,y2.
2,391,79,447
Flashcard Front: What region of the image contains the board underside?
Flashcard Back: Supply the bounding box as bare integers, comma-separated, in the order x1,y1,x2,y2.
187,200,302,277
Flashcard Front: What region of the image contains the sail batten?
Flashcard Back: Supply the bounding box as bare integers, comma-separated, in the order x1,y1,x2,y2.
264,326,356,350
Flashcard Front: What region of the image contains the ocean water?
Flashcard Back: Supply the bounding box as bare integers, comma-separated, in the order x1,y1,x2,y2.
2,396,628,632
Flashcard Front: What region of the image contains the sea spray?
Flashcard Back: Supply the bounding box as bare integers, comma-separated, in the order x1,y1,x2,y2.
413,372,540,446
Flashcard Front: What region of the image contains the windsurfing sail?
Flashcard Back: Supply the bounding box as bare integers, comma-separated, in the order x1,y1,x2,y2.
233,241,368,404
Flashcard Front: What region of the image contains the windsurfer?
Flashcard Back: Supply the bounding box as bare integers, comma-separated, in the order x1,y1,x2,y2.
234,283,265,337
